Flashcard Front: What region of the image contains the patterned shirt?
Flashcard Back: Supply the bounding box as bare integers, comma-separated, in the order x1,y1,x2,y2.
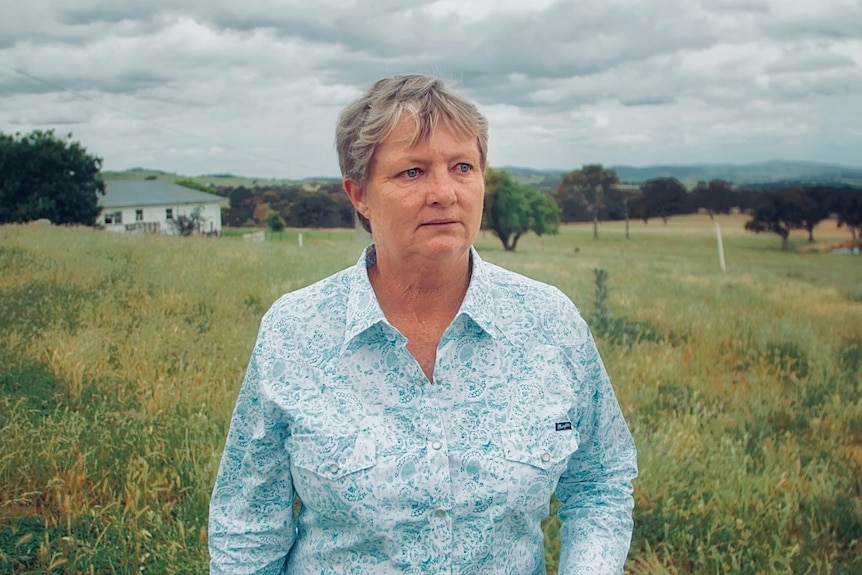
209,246,637,574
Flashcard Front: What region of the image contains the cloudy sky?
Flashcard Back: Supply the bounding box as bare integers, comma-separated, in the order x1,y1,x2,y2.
1,0,861,180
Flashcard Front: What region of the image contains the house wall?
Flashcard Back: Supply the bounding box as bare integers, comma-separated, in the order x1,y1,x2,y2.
101,203,222,235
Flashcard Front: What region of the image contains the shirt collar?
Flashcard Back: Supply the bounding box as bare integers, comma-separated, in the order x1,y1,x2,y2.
342,245,389,351
458,247,504,340
342,245,503,353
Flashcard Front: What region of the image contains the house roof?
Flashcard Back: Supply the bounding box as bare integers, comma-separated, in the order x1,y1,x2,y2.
100,181,225,208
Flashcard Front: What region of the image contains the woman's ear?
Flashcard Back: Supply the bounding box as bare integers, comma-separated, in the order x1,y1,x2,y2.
343,179,370,220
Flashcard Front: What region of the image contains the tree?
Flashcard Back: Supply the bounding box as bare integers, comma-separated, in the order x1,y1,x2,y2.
744,191,806,251
223,185,255,226
831,187,862,243
288,192,340,228
484,168,560,252
638,177,691,224
171,207,206,236
174,178,211,193
0,130,105,225
691,179,736,218
553,164,618,238
796,186,831,243
268,210,286,240
627,192,652,224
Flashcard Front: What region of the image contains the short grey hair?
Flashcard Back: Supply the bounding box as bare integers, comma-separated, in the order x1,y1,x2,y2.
336,74,489,232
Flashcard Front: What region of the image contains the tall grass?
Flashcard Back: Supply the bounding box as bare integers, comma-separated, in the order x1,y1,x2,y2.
1,216,860,573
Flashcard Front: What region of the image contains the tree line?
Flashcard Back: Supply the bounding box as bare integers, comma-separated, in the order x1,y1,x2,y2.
141,167,862,253
2,130,860,253
548,164,862,251
213,181,354,229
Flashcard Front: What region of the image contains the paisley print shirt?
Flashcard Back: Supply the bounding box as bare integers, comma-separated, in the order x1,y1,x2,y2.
209,246,637,574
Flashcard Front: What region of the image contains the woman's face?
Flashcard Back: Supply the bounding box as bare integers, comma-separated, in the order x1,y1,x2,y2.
346,117,485,268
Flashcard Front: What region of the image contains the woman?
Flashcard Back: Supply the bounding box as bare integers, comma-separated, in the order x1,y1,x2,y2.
209,74,637,574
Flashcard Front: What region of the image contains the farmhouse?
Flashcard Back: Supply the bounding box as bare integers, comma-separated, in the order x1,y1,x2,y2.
99,181,224,235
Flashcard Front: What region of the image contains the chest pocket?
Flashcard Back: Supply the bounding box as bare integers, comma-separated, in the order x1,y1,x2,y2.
499,424,580,471
288,431,376,480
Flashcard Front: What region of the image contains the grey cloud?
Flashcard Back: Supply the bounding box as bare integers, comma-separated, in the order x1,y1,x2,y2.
3,58,174,98
702,0,770,13
58,4,159,26
1,0,860,177
0,71,62,97
759,3,862,41
765,49,857,74
619,96,678,107
198,0,718,89
767,71,862,99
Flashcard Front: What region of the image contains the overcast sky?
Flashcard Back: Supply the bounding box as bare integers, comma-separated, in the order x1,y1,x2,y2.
1,0,861,180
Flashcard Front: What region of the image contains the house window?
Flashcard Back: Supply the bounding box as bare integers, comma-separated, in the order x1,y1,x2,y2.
166,208,173,220
104,211,122,224
135,209,143,222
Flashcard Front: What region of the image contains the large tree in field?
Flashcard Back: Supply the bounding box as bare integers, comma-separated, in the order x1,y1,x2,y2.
744,191,806,251
831,187,862,242
553,164,618,238
0,130,105,225
639,177,691,224
691,179,736,218
796,186,832,242
484,168,560,252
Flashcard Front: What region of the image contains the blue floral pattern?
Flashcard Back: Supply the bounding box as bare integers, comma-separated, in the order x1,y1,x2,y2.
209,246,637,574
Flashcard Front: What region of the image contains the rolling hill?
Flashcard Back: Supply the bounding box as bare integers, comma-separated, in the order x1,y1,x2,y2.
104,160,862,191
502,160,862,190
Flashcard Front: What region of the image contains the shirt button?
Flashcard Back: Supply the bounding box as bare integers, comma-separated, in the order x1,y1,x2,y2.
328,463,339,474
435,509,447,518
431,440,442,451
541,452,551,463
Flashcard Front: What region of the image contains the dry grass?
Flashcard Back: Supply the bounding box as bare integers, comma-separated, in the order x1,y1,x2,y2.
1,216,861,574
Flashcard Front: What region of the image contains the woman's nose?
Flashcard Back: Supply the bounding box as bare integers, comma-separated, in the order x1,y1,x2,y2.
427,168,457,206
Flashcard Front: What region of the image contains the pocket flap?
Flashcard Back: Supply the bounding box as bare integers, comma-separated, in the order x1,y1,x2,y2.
499,425,579,470
288,431,376,480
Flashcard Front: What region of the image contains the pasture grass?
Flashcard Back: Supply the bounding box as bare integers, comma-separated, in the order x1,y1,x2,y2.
1,215,860,574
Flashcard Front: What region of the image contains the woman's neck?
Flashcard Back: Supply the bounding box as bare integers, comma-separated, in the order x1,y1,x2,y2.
368,250,471,324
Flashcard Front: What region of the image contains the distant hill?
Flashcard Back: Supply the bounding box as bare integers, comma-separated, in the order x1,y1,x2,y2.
496,167,568,190
500,161,862,190
101,169,338,189
611,160,862,187
105,160,862,191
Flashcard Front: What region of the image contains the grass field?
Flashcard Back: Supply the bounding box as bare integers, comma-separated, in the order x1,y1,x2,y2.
1,215,860,574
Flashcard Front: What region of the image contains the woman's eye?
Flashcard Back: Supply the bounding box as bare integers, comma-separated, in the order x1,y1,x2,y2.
404,168,420,178
456,163,472,173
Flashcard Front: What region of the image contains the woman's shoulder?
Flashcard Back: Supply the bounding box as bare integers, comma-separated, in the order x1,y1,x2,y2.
481,260,574,306
478,259,590,342
260,266,355,330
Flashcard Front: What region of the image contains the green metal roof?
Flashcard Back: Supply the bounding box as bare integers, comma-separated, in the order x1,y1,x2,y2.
100,181,224,208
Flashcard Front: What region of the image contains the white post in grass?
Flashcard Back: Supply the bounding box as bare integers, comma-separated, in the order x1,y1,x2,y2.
716,222,726,274
298,232,304,248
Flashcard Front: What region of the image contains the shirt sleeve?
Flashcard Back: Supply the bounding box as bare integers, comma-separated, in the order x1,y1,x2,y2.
208,338,297,575
555,333,638,575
